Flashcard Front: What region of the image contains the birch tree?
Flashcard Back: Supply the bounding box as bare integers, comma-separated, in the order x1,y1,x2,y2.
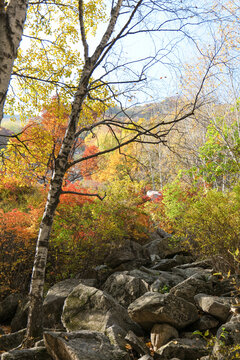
0,0,28,124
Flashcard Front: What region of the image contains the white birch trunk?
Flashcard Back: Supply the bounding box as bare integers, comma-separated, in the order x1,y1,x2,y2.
0,0,28,123
25,0,124,344
25,83,88,341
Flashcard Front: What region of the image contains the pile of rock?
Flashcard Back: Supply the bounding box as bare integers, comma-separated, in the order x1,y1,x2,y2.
1,230,239,360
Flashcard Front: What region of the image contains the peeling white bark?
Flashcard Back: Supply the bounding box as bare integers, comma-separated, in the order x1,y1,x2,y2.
25,1,125,342
0,0,28,123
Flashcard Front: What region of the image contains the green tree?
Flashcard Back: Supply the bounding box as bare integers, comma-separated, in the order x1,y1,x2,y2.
197,108,240,190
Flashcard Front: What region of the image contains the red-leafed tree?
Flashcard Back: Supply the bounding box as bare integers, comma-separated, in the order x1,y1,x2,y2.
80,145,99,180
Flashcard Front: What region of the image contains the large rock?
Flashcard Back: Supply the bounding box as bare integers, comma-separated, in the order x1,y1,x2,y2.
105,324,129,350
62,284,142,335
156,338,208,360
170,274,214,304
150,271,184,292
105,240,151,269
43,278,84,329
11,298,29,332
189,314,219,331
126,268,160,285
128,292,199,330
151,258,179,271
125,330,150,357
43,331,130,360
151,323,178,351
194,294,231,322
0,329,26,352
143,235,182,259
0,294,22,323
172,267,212,280
1,347,51,360
102,273,149,307
152,254,194,271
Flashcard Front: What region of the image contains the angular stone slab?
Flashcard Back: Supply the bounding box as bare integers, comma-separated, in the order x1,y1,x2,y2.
194,294,230,322
43,331,130,360
105,240,151,269
128,292,199,330
102,273,149,307
0,294,22,323
151,323,178,351
43,278,83,329
1,347,51,360
0,329,26,352
170,275,214,304
156,338,208,360
62,284,142,335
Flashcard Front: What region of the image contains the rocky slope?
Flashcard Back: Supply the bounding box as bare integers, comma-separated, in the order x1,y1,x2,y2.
1,229,240,360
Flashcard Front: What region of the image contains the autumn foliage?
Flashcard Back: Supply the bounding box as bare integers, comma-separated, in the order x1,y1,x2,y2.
0,182,45,298
80,145,99,179
0,176,153,296
1,97,240,300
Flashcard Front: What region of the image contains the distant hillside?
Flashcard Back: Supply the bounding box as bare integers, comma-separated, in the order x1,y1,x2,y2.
106,97,177,121
1,97,178,133
1,115,22,132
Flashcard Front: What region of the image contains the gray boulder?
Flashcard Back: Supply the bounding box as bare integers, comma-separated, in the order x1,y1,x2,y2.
125,268,160,285
143,235,181,259
151,258,179,271
0,329,26,352
62,284,142,335
172,266,212,279
151,255,194,271
125,330,150,357
102,273,149,307
128,292,199,330
105,324,129,350
0,294,22,323
190,314,219,331
170,274,214,304
194,294,231,322
105,240,151,269
150,272,184,292
156,338,208,360
151,323,178,351
43,278,84,329
1,347,51,360
11,298,29,332
43,331,130,360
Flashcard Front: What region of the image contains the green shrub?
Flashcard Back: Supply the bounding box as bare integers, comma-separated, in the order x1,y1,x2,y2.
174,184,240,273
47,178,151,283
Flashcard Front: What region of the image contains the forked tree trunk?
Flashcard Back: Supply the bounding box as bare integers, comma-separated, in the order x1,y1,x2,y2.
24,0,124,345
0,0,28,124
24,87,88,345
